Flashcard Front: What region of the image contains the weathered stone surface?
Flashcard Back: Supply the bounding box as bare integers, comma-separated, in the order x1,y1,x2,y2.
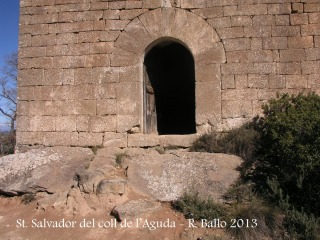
127,150,242,201
160,134,198,148
111,199,161,221
78,132,103,146
128,134,160,147
76,170,106,194
97,179,127,195
104,132,128,148
0,147,94,196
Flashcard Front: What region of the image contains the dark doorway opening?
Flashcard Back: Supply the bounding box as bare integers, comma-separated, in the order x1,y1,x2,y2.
144,41,196,135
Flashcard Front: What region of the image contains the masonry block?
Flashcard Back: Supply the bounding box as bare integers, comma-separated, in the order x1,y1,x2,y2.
217,27,243,39
160,135,198,148
269,75,286,89
97,99,117,115
308,74,320,89
226,51,248,63
75,100,97,115
288,36,314,49
108,1,126,9
274,15,289,26
231,16,252,27
244,26,271,37
222,89,258,101
248,50,273,63
95,83,116,99
252,15,273,26
207,17,231,29
306,48,320,61
16,131,43,145
222,100,252,118
78,132,103,147
272,26,301,37
103,132,127,148
290,14,308,25
263,37,287,50
304,3,320,13
280,49,306,62
56,116,77,132
221,63,254,75
19,69,44,86
301,24,320,36
192,7,223,18
128,134,160,147
223,38,251,51
89,116,117,132
302,61,320,74
120,9,148,19
267,3,291,15
221,75,235,89
30,116,56,132
117,115,140,133
43,132,78,147
181,0,206,8
316,36,320,48
117,82,141,115
196,64,220,82
309,13,320,24
248,74,269,89
286,75,308,89
277,62,301,75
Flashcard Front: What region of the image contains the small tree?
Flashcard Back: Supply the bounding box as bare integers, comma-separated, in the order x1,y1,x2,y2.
0,52,17,132
254,92,320,217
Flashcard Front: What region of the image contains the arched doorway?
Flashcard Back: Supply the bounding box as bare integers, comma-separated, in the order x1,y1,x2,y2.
144,40,196,135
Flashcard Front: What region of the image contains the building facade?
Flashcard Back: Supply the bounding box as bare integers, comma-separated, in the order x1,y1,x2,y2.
16,0,320,150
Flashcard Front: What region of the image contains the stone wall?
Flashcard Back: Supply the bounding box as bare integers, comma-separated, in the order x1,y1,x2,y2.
16,0,320,149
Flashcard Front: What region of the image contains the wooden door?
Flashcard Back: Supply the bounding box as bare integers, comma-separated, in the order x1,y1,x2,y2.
144,66,157,134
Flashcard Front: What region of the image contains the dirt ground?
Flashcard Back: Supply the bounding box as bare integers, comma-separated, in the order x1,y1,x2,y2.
0,196,228,240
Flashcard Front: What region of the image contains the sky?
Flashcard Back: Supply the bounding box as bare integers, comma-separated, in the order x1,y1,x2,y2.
0,0,19,66
0,0,19,131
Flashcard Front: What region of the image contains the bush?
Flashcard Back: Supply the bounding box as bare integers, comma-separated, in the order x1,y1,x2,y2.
254,92,320,217
227,198,279,240
0,131,15,156
284,208,320,240
172,189,282,240
190,124,258,161
171,191,227,221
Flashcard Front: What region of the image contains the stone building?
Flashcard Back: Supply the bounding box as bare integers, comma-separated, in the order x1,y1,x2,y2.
16,0,320,150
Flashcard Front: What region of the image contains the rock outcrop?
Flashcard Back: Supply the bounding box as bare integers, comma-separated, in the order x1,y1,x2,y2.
0,147,242,216
0,147,94,196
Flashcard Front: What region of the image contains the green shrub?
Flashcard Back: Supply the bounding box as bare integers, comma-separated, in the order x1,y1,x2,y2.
284,208,320,240
254,92,320,217
171,191,227,221
190,132,221,153
226,198,279,240
190,124,258,162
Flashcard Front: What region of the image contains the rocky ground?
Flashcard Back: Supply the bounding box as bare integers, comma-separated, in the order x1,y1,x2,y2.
0,147,242,240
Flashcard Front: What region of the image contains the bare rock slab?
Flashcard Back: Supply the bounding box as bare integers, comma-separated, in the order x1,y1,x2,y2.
111,199,161,222
126,150,242,201
0,147,94,196
97,179,127,195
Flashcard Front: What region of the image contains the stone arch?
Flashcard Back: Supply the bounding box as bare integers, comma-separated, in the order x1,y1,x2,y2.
112,8,226,133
